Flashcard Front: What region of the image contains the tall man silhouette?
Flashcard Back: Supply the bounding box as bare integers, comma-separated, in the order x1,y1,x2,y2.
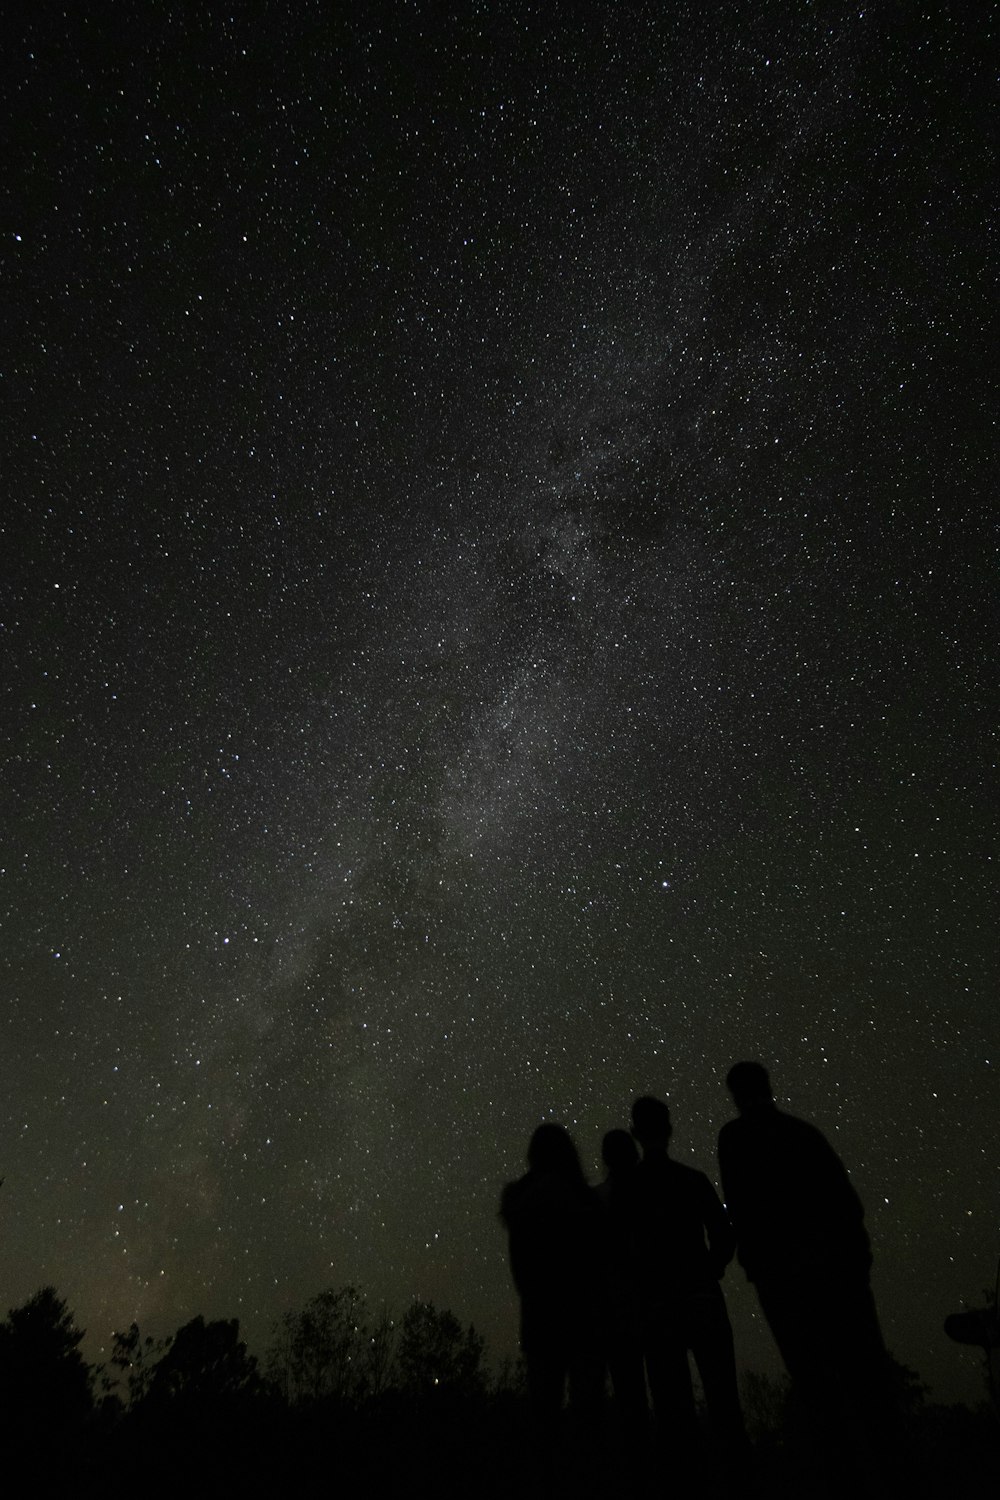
625,1095,747,1484
719,1062,889,1481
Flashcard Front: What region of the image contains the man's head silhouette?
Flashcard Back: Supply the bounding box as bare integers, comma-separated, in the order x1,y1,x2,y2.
630,1095,672,1149
526,1121,585,1181
726,1061,774,1116
602,1128,639,1175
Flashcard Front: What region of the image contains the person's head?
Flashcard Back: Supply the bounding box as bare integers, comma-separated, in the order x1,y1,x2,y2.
526,1122,585,1183
726,1061,774,1115
602,1128,639,1176
630,1095,672,1149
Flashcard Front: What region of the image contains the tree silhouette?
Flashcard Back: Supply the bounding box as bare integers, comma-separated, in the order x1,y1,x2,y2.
107,1321,172,1408
143,1315,261,1408
365,1303,397,1398
0,1287,93,1445
396,1301,485,1397
268,1286,371,1405
945,1277,1000,1416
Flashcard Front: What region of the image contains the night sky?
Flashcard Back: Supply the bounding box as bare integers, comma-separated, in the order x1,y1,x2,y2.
2,3,995,1405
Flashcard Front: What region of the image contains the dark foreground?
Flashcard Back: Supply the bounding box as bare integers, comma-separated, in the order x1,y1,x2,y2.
7,1388,997,1500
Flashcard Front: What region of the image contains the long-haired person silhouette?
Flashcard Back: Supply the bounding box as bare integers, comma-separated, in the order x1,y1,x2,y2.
500,1123,607,1478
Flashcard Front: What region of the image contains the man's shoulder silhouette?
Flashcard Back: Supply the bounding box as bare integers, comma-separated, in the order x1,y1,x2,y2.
721,1104,831,1151
721,1106,856,1193
719,1102,870,1282
630,1153,722,1213
627,1152,734,1285
638,1153,709,1185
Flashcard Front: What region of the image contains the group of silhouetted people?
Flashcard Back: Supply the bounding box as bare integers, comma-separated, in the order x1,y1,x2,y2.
501,1062,892,1496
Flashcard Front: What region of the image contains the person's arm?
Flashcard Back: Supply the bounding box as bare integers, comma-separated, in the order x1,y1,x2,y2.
702,1175,736,1279
717,1125,758,1278
717,1124,740,1216
810,1131,873,1273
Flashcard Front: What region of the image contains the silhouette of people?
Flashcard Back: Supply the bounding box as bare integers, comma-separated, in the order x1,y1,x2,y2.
594,1130,647,1459
594,1127,640,1207
719,1061,889,1490
500,1123,607,1477
620,1096,747,1487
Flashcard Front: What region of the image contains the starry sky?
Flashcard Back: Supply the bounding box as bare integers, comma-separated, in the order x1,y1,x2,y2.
2,2,995,1404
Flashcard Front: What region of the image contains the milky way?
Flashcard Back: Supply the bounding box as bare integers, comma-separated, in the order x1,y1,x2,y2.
2,3,995,1400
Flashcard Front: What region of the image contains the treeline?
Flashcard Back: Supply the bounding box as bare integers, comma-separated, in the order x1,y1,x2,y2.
108,1286,491,1409
0,1283,523,1497
0,1285,995,1499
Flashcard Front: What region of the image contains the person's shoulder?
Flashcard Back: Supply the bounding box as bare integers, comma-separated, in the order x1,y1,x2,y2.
582,1182,607,1218
500,1173,531,1220
666,1157,714,1192
772,1112,851,1172
775,1110,831,1147
630,1155,669,1197
499,1176,519,1211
